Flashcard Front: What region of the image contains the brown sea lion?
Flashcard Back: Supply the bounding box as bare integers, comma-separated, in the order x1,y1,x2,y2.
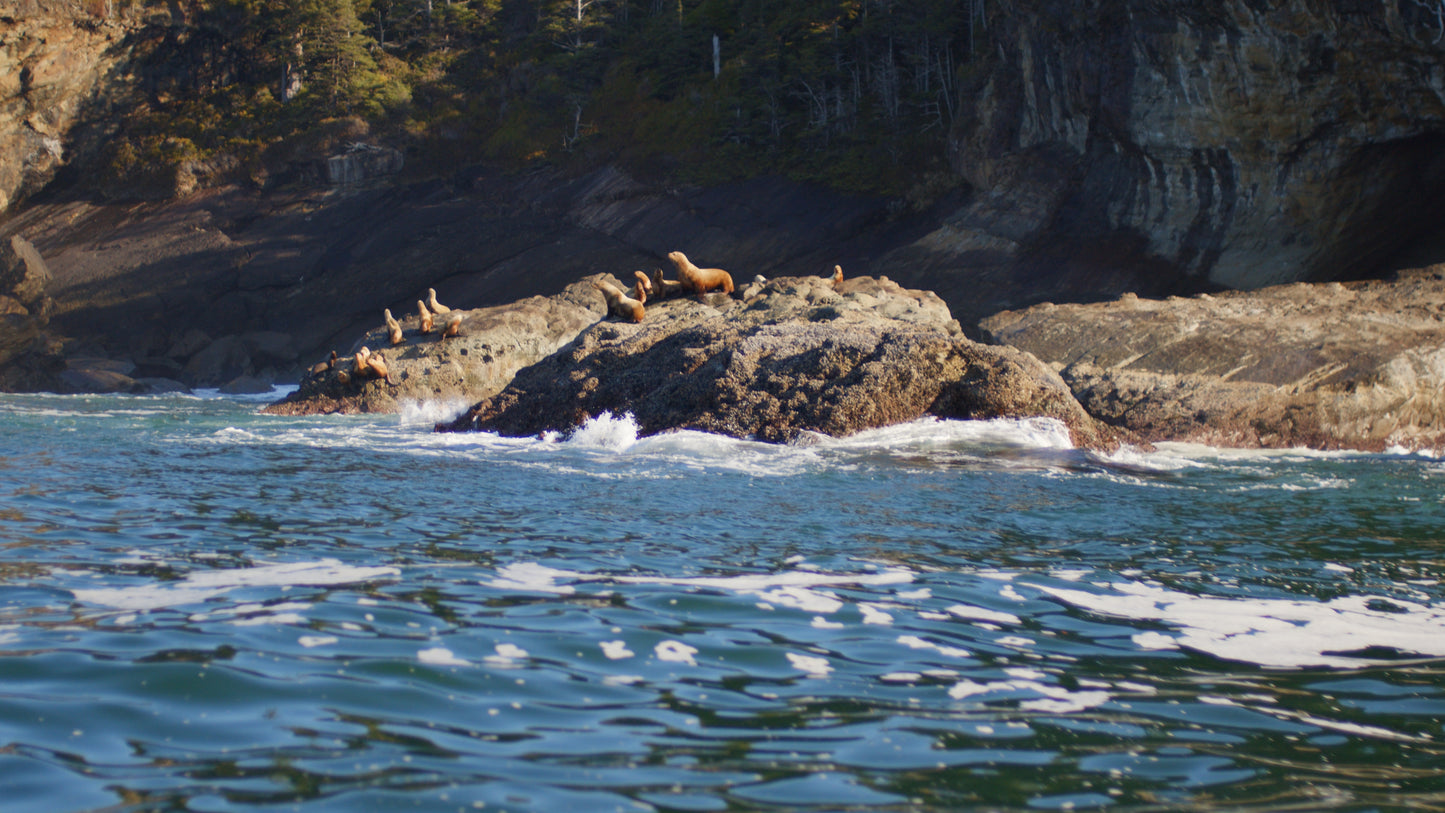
593,279,645,323
648,268,686,299
307,350,337,379
351,346,372,377
440,312,462,339
384,309,404,346
427,287,451,315
366,350,398,385
417,300,434,333
667,251,734,296
633,270,654,297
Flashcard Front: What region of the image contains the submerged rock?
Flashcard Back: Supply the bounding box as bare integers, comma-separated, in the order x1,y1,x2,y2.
437,274,1122,450
979,267,1445,452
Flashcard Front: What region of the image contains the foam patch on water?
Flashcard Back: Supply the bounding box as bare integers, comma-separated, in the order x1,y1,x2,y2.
787,652,833,677
482,562,914,609
655,640,699,665
397,398,472,427
1034,579,1445,668
72,559,401,611
418,646,471,667
557,412,643,451
948,678,1112,714
821,416,1076,452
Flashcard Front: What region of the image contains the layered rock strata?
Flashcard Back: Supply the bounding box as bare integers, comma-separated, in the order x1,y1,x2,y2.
980,267,1445,452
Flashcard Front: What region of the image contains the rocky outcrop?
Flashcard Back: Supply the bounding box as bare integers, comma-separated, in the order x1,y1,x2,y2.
903,0,1445,308
263,279,606,415
979,267,1445,452
438,274,1123,450
0,234,57,386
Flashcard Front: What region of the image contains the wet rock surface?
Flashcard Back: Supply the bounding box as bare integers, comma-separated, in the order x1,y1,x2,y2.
980,268,1445,452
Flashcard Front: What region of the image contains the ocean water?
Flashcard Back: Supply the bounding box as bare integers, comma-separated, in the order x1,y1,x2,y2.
1,390,1443,812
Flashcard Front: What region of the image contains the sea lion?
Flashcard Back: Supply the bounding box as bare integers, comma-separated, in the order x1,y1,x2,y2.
593,278,645,323
427,287,451,315
307,350,337,379
417,300,434,333
351,346,371,378
633,270,654,297
667,251,734,296
366,350,398,385
440,312,462,339
648,268,686,299
384,309,404,346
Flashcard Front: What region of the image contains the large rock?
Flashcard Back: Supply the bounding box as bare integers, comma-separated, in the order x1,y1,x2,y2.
979,267,1445,452
0,235,51,309
0,234,54,371
263,279,605,415
438,274,1122,450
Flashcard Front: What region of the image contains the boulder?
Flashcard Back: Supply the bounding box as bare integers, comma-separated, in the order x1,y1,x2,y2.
219,374,273,395
0,235,54,370
438,274,1122,450
263,278,606,415
979,267,1445,452
0,235,51,309
58,358,138,394
184,335,252,386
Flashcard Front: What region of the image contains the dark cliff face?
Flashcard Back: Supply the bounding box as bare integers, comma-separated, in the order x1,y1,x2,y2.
943,0,1445,292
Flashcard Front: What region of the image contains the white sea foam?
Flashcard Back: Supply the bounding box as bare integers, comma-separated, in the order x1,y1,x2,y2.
654,640,698,665
787,652,833,677
600,640,635,660
898,635,971,659
439,414,1098,477
821,416,1075,452
418,646,471,667
948,678,1111,713
484,643,529,666
946,604,1022,625
397,398,472,427
1034,579,1445,668
482,562,914,613
859,603,895,625
72,559,401,611
560,412,643,451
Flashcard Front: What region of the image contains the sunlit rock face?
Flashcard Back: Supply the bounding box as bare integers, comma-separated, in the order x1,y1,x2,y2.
942,0,1445,291
980,266,1445,453
0,2,156,213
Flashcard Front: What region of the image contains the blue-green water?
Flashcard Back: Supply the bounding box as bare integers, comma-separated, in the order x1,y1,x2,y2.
1,391,1443,812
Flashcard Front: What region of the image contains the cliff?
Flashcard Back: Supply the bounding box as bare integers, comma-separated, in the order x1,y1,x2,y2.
0,1,159,213
4,1,1445,400
923,0,1445,300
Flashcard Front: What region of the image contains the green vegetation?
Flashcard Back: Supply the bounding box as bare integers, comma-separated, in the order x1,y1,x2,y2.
106,0,993,196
